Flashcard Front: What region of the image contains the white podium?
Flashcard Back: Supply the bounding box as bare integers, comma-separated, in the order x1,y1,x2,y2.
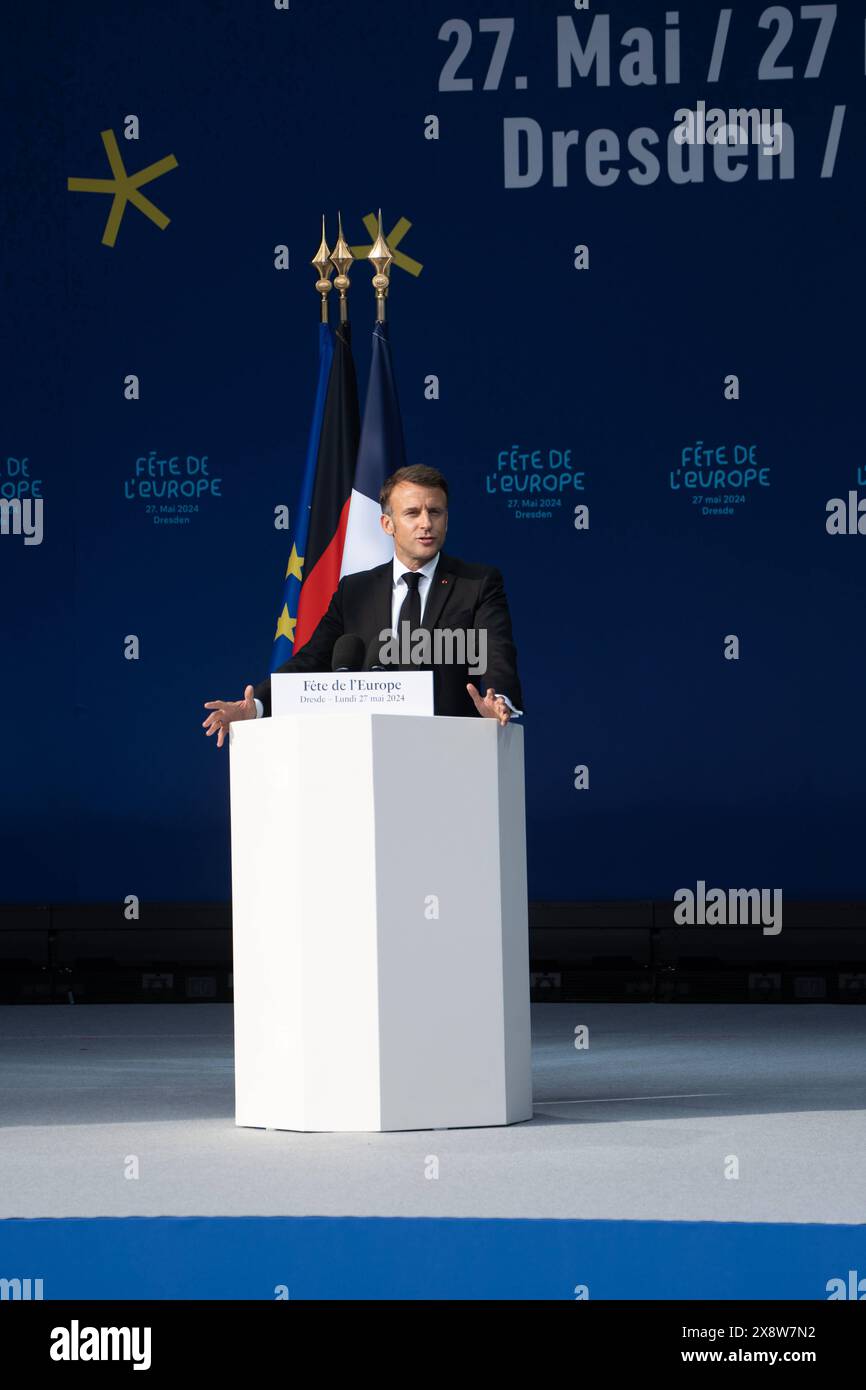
229,712,532,1132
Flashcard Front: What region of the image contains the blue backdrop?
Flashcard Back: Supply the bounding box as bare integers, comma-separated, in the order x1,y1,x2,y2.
3,0,864,904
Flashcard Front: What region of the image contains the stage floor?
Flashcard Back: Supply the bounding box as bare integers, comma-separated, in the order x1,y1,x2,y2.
0,1003,863,1223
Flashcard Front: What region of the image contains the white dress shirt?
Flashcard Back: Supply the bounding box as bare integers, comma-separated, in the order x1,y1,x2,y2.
255,550,522,717
391,551,441,629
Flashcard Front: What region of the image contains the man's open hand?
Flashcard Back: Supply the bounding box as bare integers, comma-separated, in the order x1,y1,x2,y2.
466,683,511,726
202,684,257,748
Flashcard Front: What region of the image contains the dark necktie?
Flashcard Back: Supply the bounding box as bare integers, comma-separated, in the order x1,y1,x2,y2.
397,571,422,637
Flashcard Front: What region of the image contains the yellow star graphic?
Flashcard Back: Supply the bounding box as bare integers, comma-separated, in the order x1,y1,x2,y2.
67,129,178,248
274,604,296,644
351,214,423,277
284,543,304,581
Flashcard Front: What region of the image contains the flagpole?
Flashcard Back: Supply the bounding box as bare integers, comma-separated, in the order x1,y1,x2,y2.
331,211,354,324
311,213,333,323
338,208,406,578
368,207,393,323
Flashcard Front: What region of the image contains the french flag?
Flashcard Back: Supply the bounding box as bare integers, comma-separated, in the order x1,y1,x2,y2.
340,319,407,577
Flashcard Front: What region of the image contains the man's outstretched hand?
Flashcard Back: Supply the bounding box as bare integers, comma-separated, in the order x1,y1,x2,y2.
466,683,511,726
202,684,257,748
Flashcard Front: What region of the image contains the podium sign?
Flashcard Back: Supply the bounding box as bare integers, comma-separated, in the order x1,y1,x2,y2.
271,670,434,717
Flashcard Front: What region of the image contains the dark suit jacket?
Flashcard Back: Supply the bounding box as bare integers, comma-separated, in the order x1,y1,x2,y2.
254,551,524,719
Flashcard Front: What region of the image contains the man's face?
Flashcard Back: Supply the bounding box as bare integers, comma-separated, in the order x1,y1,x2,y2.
381,483,448,569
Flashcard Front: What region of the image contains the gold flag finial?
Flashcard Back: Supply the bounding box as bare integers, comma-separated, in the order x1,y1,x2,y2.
311,214,333,322
330,211,354,322
368,207,393,323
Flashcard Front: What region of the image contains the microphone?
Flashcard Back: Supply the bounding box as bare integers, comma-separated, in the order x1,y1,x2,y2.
332,634,366,672
365,634,389,671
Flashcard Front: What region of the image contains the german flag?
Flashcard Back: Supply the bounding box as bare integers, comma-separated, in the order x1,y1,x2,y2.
293,318,360,651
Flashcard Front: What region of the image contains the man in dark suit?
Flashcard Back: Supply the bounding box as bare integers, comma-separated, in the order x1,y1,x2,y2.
203,465,523,747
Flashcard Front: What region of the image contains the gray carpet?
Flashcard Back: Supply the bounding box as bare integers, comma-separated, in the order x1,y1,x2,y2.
1,1003,863,1222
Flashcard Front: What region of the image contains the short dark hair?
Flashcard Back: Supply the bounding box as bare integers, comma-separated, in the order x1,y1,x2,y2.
380,465,449,514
